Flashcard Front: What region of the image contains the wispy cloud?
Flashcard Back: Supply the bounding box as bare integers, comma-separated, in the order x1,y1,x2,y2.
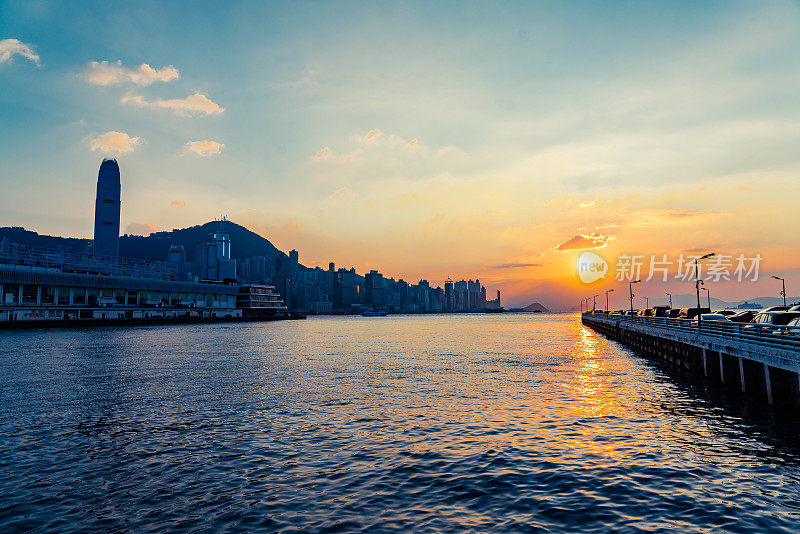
86,131,142,153
328,187,349,200
0,38,40,65
312,129,437,165
488,262,543,269
553,233,612,252
122,92,224,116
313,147,331,160
170,200,186,207
82,60,179,86
185,140,224,157
364,129,382,141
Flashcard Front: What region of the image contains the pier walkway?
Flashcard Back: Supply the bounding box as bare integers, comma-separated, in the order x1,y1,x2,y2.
582,313,800,406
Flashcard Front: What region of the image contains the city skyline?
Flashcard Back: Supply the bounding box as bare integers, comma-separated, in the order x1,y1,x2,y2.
2,1,800,308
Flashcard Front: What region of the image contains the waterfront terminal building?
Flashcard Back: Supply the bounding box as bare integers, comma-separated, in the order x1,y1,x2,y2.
0,158,288,325
0,241,286,324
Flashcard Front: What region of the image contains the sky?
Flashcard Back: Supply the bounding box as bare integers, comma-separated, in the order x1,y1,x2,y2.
2,0,800,310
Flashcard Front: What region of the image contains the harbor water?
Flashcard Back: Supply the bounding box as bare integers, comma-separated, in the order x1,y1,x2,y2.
1,314,798,532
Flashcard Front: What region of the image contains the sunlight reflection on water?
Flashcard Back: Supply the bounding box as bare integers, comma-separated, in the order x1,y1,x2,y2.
1,313,799,533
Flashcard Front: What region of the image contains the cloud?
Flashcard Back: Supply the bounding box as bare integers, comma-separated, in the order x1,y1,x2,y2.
125,222,158,236
86,131,142,153
313,147,332,160
553,233,612,252
488,262,543,269
170,200,186,207
82,60,179,86
365,129,382,141
185,140,224,157
0,39,40,65
122,92,224,115
314,130,439,167
328,187,349,199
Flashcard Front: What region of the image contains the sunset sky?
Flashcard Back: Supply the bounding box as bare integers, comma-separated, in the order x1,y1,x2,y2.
2,0,800,309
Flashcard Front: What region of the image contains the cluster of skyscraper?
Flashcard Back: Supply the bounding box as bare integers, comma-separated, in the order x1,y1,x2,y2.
175,229,501,315
91,159,499,314
239,255,501,314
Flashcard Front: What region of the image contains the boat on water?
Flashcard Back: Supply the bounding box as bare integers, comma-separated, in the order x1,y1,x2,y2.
737,300,761,309
361,310,388,317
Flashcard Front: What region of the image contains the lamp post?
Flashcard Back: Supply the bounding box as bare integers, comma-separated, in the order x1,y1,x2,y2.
605,289,614,313
772,276,786,307
643,296,649,309
629,279,642,314
702,287,710,308
694,253,715,324
580,300,584,313
593,294,598,312
665,292,672,308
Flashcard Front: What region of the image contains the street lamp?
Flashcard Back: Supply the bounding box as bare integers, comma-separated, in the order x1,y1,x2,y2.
702,287,710,308
772,275,787,307
605,289,614,312
593,294,599,312
580,300,584,313
642,296,649,309
665,292,673,308
629,279,642,314
694,252,715,323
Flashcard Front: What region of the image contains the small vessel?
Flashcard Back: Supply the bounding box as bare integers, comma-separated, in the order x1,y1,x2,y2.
361,310,388,317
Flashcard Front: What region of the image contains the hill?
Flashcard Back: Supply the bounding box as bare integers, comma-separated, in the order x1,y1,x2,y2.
120,221,285,262
0,226,91,253
523,302,551,313
0,221,286,264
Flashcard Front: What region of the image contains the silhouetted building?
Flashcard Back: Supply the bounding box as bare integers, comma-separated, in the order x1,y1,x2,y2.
486,289,502,309
166,244,188,280
454,280,468,310
418,279,431,312
364,270,385,310
444,279,455,311
198,231,236,281
93,159,121,258
335,268,358,309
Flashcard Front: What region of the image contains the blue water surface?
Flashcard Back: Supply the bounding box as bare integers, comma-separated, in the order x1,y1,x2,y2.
1,314,798,532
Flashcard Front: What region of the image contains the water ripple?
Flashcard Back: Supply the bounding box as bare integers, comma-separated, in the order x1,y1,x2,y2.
1,314,799,532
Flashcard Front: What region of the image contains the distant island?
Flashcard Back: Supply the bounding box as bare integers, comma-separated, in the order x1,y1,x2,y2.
508,302,551,313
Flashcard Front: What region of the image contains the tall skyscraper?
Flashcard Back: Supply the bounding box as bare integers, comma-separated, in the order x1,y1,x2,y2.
93,159,121,257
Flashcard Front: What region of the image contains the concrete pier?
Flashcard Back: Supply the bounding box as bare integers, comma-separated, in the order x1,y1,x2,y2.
582,313,800,406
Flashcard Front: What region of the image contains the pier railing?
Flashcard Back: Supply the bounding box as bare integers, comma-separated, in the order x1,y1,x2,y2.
583,313,800,353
